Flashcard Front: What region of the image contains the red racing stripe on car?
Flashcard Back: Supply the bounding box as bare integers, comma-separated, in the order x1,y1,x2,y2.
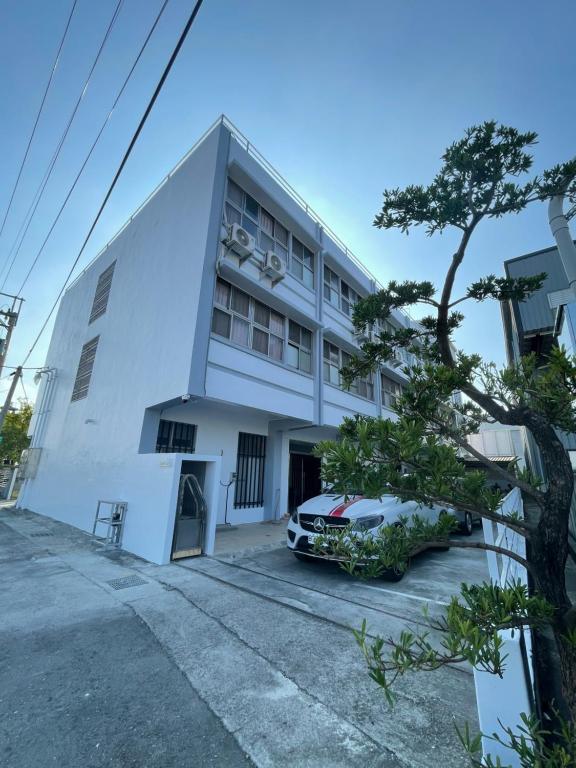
329,496,364,517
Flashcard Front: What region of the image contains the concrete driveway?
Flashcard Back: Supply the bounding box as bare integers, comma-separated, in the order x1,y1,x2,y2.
0,505,485,768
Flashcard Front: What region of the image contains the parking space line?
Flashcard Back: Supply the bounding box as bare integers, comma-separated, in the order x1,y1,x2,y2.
350,583,450,607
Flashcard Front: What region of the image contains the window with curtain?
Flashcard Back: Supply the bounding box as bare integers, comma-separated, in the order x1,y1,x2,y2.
323,340,374,400
224,179,289,262
323,265,361,316
381,374,403,409
211,278,313,372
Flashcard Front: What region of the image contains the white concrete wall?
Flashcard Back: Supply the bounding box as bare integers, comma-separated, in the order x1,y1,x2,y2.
21,118,421,562
159,401,272,524
206,339,314,421
19,126,226,562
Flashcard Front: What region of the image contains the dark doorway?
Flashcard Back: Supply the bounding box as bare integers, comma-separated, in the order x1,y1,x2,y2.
288,443,321,513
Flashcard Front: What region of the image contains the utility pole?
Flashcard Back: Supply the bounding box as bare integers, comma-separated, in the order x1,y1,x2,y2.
0,293,24,380
0,366,22,433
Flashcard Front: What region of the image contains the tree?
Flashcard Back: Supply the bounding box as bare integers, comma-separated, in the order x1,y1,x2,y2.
0,402,32,464
314,123,576,759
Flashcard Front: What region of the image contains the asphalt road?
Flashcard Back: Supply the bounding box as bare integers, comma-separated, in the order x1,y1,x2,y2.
0,517,254,768
0,505,483,768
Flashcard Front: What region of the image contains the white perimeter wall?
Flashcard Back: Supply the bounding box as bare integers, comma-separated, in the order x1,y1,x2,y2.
19,128,225,563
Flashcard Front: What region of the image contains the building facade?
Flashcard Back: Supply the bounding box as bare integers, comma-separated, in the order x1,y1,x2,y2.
501,246,576,536
19,117,418,564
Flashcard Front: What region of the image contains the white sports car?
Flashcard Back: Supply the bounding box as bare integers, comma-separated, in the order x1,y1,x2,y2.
287,493,463,575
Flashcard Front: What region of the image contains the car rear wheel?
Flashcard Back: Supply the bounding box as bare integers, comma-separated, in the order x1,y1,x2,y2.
460,511,473,536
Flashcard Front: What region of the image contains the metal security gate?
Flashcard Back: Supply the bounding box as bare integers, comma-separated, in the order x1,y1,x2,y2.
171,471,207,559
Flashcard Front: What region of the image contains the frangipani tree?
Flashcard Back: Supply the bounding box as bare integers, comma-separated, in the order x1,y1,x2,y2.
314,123,576,762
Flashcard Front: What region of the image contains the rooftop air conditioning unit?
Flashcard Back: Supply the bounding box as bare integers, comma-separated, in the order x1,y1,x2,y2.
262,251,286,282
226,223,255,259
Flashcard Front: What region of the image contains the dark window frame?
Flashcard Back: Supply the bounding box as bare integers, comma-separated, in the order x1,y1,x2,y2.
234,432,267,508
155,420,197,453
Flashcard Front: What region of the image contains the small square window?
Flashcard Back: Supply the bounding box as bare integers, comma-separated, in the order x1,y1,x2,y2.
254,301,270,328
291,259,303,280
260,231,274,252
287,343,299,368
212,308,231,338
289,321,300,344
245,194,259,220
260,208,275,236
231,316,250,347
252,327,268,355
215,278,230,308
225,203,242,226
227,180,244,207
299,349,311,373
269,334,283,361
231,287,250,317
242,214,258,238
275,222,288,247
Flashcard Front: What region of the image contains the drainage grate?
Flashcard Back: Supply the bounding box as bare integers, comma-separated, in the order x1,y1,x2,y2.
106,575,148,590
29,532,56,537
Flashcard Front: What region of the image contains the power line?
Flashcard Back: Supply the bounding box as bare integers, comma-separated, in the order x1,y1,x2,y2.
0,0,78,242
14,0,171,296
19,376,30,403
0,0,125,289
22,0,206,366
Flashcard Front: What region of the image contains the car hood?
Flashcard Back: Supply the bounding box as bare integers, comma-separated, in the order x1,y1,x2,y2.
297,494,416,520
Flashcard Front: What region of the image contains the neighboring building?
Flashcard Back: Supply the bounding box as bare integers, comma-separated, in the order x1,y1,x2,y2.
501,246,576,535
18,116,418,564
465,421,530,489
502,245,576,365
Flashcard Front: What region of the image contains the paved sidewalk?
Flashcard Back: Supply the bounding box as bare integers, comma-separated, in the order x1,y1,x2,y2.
0,505,479,767
0,508,253,768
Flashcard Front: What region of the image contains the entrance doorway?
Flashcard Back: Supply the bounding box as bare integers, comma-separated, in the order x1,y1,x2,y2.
288,441,321,513
171,461,207,560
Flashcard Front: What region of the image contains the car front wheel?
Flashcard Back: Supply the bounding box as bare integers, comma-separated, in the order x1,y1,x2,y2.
380,564,405,582
294,552,316,563
460,511,473,536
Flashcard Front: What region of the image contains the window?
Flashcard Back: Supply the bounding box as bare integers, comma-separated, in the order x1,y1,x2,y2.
287,320,312,373
323,266,361,316
340,281,360,317
381,374,403,409
71,336,99,402
323,340,341,386
224,179,289,262
291,237,314,289
323,266,340,307
89,261,115,323
234,432,267,508
223,179,315,289
323,341,374,400
212,278,313,371
155,420,196,453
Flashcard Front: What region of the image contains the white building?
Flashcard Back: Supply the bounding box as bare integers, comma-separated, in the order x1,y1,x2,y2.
19,116,417,564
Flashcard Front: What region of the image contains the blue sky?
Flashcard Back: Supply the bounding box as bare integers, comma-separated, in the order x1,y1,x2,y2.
1,0,575,398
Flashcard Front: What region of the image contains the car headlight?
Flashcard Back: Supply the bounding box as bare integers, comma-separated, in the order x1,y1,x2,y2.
290,509,298,524
352,515,384,532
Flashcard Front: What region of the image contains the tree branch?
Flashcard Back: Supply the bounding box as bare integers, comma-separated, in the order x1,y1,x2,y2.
447,428,545,507
383,482,533,536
